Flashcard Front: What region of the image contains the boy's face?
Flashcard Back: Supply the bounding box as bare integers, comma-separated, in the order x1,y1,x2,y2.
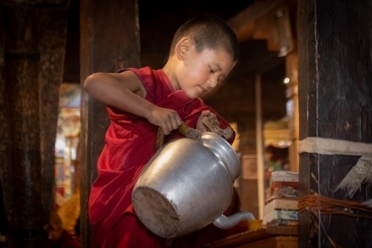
176,45,235,99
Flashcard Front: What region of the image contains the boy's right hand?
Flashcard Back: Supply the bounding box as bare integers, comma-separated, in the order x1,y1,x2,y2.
147,106,182,135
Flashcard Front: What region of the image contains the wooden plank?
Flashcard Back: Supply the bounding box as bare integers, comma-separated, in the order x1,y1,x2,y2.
237,236,298,248
205,226,298,248
266,225,298,236
205,229,271,248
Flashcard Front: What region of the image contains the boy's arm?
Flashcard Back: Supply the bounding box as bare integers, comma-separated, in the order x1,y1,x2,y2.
84,70,150,116
83,70,182,134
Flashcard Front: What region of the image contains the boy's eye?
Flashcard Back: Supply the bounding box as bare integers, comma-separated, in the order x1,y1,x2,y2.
209,66,219,74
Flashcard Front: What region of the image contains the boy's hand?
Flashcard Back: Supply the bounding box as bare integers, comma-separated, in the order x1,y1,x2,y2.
196,110,220,132
147,106,182,135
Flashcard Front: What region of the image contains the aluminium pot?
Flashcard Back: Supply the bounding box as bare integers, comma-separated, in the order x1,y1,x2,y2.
132,132,254,239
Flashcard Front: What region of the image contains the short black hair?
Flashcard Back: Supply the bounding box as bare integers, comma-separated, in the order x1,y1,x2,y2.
169,14,240,62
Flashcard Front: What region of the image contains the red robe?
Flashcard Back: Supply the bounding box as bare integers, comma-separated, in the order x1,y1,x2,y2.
88,67,242,248
46,230,81,248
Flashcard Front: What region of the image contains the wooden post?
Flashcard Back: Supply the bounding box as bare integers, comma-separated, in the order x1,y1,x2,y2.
79,0,140,247
285,52,299,172
255,74,265,220
0,3,68,247
298,0,372,247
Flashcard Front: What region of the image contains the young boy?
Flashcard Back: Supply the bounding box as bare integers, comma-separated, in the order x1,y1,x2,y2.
84,14,245,248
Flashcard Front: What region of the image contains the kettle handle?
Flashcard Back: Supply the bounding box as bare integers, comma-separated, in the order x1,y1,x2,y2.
212,211,255,229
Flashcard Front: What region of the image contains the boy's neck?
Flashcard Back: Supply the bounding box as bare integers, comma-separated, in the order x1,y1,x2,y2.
162,57,180,91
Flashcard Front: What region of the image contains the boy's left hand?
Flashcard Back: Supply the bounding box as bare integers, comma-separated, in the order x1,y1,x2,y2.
196,110,220,132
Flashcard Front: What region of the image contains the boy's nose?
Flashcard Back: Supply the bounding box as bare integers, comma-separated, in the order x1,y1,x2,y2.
207,78,218,88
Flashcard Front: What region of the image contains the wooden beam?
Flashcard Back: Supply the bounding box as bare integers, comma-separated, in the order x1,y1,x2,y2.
227,0,282,41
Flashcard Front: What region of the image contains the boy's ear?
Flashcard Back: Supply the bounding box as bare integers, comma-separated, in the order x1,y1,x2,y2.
175,37,193,60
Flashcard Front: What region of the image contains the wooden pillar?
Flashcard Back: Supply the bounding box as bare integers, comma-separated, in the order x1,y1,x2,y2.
0,3,68,248
255,74,265,219
237,117,259,218
285,51,299,172
79,0,140,247
298,0,372,247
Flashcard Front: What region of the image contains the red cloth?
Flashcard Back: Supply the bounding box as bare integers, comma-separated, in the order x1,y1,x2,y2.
47,230,81,248
88,67,237,248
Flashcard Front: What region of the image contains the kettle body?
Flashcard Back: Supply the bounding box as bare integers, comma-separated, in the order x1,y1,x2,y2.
132,132,254,238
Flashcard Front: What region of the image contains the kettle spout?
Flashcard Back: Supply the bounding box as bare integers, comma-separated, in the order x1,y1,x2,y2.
212,211,255,230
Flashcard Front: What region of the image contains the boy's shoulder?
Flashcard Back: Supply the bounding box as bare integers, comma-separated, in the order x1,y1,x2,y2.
117,66,154,75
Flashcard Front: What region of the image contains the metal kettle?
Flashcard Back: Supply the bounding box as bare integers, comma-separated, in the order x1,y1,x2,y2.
132,132,255,239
